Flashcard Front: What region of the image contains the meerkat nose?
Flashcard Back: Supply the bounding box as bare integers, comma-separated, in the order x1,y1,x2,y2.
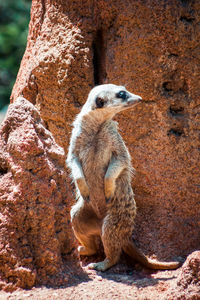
131,94,142,101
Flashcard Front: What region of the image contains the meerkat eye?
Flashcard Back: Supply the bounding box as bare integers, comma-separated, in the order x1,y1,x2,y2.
116,90,128,100
96,97,104,108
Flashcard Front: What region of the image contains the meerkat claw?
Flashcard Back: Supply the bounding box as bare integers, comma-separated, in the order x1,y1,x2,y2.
83,195,90,202
105,197,112,203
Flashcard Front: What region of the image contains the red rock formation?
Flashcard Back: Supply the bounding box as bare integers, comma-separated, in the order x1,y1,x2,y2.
2,0,200,293
166,251,200,299
177,251,200,289
0,97,75,291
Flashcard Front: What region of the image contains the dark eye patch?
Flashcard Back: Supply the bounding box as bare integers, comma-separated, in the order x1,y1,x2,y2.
96,97,104,108
116,90,128,100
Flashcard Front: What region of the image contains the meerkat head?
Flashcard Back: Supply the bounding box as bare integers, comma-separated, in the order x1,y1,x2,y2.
81,84,142,119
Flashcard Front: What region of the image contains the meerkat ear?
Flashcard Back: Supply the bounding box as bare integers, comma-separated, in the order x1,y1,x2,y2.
96,97,104,108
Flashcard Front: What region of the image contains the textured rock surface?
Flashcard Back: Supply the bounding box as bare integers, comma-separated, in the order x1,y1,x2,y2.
166,251,200,299
7,0,200,294
0,97,75,291
177,251,200,289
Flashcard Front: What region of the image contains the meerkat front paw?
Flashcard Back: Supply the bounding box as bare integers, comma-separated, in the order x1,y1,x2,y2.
104,177,115,203
76,178,90,202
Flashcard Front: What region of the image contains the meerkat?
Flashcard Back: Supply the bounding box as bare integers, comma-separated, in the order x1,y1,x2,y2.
67,84,180,271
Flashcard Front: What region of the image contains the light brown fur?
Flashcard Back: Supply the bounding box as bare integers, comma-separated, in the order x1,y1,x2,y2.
67,84,180,271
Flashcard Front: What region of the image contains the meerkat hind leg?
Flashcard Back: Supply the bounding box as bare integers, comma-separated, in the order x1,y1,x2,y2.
88,247,120,271
71,202,101,256
75,232,98,256
88,222,121,271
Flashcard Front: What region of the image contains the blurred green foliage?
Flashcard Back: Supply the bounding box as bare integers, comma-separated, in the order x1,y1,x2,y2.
0,0,31,110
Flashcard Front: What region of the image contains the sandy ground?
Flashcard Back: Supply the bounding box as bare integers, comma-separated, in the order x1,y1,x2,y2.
0,257,181,300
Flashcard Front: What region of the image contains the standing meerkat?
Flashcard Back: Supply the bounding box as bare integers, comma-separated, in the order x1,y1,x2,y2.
67,84,180,271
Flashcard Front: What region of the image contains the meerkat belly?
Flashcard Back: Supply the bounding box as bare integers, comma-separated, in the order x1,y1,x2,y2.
80,138,111,203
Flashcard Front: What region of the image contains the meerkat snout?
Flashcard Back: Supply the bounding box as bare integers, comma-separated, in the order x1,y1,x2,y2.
114,87,142,112
117,89,142,103
124,92,142,106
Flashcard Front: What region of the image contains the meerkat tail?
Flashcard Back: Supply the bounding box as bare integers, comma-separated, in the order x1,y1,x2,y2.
123,241,181,270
